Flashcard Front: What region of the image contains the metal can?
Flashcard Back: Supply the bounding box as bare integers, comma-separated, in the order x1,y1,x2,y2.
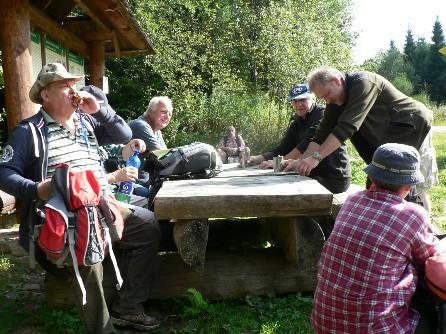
273,155,283,172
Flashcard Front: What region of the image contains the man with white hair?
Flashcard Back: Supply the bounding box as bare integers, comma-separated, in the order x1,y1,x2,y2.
129,96,173,151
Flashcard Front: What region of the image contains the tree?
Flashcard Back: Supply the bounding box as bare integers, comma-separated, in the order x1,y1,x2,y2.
109,0,355,149
403,28,416,63
426,18,446,105
376,40,406,81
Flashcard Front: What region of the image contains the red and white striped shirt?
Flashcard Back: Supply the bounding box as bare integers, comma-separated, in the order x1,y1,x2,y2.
312,189,440,334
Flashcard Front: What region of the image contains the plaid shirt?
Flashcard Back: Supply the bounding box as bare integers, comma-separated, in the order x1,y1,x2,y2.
312,189,440,334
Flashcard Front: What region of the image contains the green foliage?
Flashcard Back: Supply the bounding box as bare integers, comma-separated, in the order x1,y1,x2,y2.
177,293,314,334
430,132,446,225
182,288,209,319
0,255,13,272
392,73,413,96
425,19,446,106
41,308,84,334
347,140,367,186
110,0,355,146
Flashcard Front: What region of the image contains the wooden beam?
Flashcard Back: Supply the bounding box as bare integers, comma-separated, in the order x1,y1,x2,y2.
81,31,113,42
149,248,317,300
88,40,105,88
112,30,121,57
29,4,88,57
0,0,35,130
37,29,46,66
72,0,110,32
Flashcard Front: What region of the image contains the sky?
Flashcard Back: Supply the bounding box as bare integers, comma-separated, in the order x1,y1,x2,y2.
351,0,446,64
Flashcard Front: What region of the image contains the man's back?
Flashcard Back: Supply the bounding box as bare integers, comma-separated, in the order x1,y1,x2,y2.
312,189,438,333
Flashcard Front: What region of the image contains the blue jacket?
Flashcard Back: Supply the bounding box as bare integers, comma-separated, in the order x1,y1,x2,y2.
0,106,131,251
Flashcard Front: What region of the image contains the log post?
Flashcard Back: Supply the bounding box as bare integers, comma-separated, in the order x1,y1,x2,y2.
88,41,105,89
0,0,35,131
261,217,325,275
173,219,209,272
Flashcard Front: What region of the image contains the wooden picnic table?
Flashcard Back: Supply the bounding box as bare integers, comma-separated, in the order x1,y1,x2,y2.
149,163,335,300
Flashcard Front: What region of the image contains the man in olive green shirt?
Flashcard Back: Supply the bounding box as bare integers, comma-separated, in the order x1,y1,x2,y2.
285,66,437,211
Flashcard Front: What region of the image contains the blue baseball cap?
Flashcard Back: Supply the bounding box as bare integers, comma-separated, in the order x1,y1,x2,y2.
288,84,312,101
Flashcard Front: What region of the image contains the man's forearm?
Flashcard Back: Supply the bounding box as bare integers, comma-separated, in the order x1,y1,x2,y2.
302,134,342,160
284,148,302,160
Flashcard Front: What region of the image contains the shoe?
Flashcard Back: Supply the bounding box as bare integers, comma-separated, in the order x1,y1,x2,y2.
112,312,161,331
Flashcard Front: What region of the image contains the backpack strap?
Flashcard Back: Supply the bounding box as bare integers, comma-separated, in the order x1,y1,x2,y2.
236,135,242,147
28,122,42,269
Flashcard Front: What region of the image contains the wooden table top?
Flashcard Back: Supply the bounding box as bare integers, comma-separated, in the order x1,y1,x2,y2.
154,164,333,219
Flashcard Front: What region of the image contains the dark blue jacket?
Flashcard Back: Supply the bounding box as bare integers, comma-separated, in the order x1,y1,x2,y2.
0,106,131,251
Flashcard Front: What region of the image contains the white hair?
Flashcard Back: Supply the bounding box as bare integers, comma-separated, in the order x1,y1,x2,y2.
144,96,173,117
308,66,345,91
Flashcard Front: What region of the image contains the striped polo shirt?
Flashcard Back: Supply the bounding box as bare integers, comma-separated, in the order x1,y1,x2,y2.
42,110,109,192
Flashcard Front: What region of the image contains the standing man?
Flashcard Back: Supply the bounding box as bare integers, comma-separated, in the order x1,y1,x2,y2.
0,63,161,333
249,84,351,194
129,96,173,151
285,66,437,209
312,143,445,333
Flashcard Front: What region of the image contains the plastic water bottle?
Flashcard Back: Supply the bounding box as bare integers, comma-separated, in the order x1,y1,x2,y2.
115,150,141,204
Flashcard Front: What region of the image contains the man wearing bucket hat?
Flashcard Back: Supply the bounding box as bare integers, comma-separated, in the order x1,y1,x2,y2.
248,83,351,193
0,63,161,333
312,143,446,333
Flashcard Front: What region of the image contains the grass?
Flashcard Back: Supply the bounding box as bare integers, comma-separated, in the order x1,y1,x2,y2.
1,132,446,334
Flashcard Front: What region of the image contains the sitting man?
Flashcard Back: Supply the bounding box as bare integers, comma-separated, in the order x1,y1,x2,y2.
217,125,250,163
249,84,351,194
312,143,446,334
129,96,173,151
0,64,160,333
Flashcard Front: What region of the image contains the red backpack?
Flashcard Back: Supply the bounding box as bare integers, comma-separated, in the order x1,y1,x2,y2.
37,163,124,305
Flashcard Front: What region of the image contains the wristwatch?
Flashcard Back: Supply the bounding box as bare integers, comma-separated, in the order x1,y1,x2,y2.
311,151,323,161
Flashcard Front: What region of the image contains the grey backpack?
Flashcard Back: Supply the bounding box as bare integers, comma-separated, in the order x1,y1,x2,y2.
144,142,222,179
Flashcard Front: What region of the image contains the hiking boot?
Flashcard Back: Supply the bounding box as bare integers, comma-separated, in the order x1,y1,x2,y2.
112,312,161,331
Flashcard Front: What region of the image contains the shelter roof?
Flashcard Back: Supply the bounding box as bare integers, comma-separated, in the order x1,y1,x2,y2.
30,0,155,57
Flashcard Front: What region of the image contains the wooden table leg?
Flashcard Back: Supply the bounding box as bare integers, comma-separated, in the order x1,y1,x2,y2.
173,219,209,272
261,217,325,274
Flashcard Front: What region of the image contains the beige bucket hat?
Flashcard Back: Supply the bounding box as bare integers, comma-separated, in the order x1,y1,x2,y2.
29,63,83,104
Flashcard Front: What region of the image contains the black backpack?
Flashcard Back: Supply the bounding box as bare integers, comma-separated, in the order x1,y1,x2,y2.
142,142,222,209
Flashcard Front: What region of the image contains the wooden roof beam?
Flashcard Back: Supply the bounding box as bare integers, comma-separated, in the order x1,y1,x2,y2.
71,0,110,32
112,30,121,57
29,4,88,57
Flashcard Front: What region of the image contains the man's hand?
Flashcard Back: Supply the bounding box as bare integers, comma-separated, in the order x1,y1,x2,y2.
258,160,274,169
283,159,301,172
247,155,265,166
75,90,100,114
37,179,52,201
295,157,320,176
122,139,146,161
108,166,138,184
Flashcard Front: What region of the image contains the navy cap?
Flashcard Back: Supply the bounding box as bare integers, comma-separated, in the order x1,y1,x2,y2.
364,143,424,185
288,84,312,101
80,85,116,113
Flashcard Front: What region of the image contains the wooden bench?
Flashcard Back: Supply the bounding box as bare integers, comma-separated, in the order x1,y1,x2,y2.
0,189,17,228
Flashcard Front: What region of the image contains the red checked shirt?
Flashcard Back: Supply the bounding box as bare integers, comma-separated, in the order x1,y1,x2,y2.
312,189,440,334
